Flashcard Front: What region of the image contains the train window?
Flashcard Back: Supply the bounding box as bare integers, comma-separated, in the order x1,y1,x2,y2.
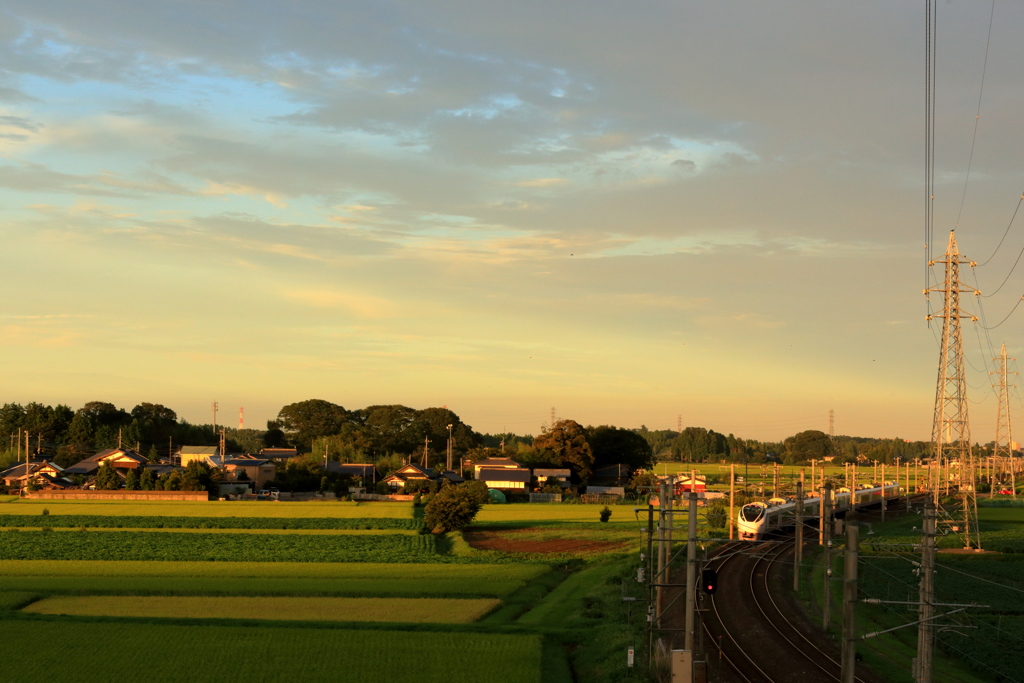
741,504,764,522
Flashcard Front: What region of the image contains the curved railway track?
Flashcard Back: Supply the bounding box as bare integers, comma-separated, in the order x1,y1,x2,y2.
701,535,868,683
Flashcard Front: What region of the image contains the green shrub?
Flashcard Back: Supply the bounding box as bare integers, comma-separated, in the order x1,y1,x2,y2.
424,484,484,533
599,507,612,523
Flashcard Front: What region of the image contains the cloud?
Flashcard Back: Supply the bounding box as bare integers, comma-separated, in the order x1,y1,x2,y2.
281,288,396,318
513,177,568,188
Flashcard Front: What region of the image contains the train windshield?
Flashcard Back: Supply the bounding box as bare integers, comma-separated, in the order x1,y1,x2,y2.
741,504,765,522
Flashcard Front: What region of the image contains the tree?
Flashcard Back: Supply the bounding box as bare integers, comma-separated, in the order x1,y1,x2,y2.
589,426,654,472
783,430,832,463
124,468,139,491
139,467,155,491
532,419,595,482
423,483,484,533
275,400,353,451
94,462,121,490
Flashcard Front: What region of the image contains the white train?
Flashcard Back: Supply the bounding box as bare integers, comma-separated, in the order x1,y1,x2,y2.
737,482,901,541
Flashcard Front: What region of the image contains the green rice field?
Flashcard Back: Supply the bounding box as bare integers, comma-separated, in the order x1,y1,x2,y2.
0,499,414,518
23,595,500,623
0,496,644,682
1,621,543,683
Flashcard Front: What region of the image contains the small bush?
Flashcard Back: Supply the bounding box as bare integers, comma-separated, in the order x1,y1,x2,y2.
599,506,612,523
424,484,484,533
41,508,50,516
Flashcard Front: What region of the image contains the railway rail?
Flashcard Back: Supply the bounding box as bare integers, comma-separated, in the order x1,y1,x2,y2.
701,534,869,683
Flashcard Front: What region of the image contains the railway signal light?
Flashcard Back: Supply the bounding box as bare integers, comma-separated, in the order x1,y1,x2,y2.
701,568,718,594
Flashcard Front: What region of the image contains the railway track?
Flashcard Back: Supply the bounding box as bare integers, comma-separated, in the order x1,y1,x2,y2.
701,535,868,683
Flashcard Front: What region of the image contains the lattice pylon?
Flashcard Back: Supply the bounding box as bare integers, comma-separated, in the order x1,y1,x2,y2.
925,230,982,550
992,344,1017,499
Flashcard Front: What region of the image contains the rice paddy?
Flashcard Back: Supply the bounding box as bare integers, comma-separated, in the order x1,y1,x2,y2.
0,499,415,518
23,595,501,623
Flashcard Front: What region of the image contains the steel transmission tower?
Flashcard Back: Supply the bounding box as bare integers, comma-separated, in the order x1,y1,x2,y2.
992,344,1016,498
925,230,981,550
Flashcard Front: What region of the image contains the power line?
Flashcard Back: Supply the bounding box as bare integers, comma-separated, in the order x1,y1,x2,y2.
953,0,997,232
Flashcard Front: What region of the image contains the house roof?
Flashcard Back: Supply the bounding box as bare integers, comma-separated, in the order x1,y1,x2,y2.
533,468,571,477
477,467,532,483
325,462,379,478
146,464,180,476
440,471,465,483
473,457,523,469
260,448,298,459
224,458,271,467
394,464,432,478
181,446,218,456
64,449,147,475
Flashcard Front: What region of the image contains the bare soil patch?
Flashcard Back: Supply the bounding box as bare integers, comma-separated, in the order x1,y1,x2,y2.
464,530,628,554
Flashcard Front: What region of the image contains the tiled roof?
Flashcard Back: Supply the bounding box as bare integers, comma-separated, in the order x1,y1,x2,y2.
473,457,523,469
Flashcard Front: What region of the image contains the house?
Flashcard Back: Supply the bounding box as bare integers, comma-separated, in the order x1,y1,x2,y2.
675,474,707,495
221,458,276,488
1,460,69,488
381,464,466,491
533,468,572,488
382,464,435,491
64,449,149,477
260,448,298,461
472,457,524,478
477,466,532,492
325,462,380,484
179,446,219,468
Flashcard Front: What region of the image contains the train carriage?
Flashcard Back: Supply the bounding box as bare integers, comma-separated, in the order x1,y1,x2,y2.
737,481,901,541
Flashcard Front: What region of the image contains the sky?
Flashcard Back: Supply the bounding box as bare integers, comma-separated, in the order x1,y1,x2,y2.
3,1,1024,442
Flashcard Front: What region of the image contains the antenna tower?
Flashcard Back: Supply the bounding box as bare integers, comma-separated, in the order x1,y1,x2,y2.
926,230,981,549
239,407,245,430
992,344,1016,498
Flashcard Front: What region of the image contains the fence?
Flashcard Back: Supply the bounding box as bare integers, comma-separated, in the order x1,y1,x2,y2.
529,493,562,503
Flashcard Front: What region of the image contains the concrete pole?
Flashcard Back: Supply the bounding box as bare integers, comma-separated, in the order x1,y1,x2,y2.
666,475,676,586
684,491,698,653
729,464,736,540
916,503,936,683
822,483,833,630
881,463,886,522
841,514,859,683
794,481,804,591
656,480,667,626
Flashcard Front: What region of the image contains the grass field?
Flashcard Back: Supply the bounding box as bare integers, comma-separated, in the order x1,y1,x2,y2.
0,499,415,518
0,513,418,530
475,503,639,526
23,595,501,623
0,559,550,581
0,529,445,563
1,621,543,683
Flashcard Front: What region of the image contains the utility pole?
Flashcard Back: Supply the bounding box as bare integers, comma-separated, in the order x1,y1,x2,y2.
219,428,226,459
915,503,937,683
927,230,981,549
422,436,431,469
822,483,833,630
684,491,698,653
794,481,804,591
881,463,886,522
729,464,736,540
446,424,453,471
656,480,668,626
841,513,860,683
212,401,219,435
